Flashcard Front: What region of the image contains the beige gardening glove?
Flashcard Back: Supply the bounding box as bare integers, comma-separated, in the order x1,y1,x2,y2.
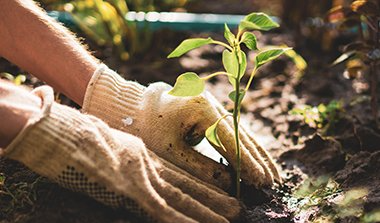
83,65,281,190
2,86,241,223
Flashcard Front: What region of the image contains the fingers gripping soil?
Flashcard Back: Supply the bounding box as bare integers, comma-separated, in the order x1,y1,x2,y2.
140,147,230,223
151,155,242,221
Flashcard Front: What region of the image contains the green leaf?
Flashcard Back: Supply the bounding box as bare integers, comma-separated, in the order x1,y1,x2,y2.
255,47,291,69
239,21,260,31
224,23,235,45
168,38,213,58
205,118,226,151
239,51,247,81
241,32,258,50
228,90,246,104
222,50,247,84
222,49,239,83
168,72,205,96
239,12,279,31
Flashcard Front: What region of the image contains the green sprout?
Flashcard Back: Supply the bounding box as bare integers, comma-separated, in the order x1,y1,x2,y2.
167,12,291,197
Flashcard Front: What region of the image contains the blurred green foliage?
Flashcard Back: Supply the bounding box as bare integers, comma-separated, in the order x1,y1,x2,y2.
39,0,189,60
42,0,146,60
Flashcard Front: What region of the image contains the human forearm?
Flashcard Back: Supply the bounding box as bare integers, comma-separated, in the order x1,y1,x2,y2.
0,0,99,105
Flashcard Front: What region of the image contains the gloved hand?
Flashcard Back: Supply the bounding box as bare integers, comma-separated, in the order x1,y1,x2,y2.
83,65,281,190
2,86,241,223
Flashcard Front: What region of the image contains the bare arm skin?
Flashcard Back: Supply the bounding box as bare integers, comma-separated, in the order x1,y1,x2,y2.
0,0,99,105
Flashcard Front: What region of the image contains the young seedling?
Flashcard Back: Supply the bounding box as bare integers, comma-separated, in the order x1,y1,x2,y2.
167,12,291,197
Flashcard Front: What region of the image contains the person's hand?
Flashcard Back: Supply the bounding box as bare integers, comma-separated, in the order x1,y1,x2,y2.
3,85,241,223
83,65,281,190
0,80,42,148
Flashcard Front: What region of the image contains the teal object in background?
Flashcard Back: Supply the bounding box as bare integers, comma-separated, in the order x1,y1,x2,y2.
48,10,364,34
125,11,247,31
47,11,76,28
48,11,280,32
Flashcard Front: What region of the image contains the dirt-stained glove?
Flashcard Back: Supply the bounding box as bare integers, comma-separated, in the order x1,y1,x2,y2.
83,65,281,190
2,86,241,223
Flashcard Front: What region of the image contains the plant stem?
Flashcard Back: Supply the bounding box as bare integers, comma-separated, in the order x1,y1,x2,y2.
212,40,233,51
233,50,242,198
245,66,257,91
236,28,245,41
201,71,234,80
233,83,241,198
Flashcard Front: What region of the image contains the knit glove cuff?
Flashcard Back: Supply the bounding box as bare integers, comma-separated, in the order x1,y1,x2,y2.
82,64,145,132
4,86,57,172
4,86,112,179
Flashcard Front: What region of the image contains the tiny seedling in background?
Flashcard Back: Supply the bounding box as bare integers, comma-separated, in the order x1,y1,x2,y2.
290,100,344,135
167,12,291,197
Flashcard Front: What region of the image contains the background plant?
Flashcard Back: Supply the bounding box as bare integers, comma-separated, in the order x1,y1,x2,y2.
327,0,380,125
167,12,290,197
39,0,189,61
40,0,144,60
